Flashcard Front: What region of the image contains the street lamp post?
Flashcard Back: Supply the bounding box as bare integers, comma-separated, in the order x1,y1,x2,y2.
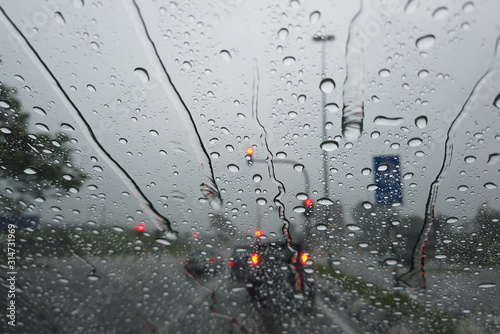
312,34,335,223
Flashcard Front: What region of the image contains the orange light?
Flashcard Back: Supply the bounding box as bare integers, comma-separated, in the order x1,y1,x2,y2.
300,253,309,265
251,253,259,265
136,223,146,232
246,147,254,156
228,260,235,267
304,198,313,207
254,229,263,237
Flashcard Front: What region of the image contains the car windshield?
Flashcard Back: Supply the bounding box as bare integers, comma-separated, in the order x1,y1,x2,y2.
1,0,499,333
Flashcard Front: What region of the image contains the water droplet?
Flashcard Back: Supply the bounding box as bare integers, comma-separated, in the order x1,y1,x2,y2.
367,184,378,191
296,193,308,200
257,198,267,205
363,201,372,209
91,41,99,50
377,164,388,171
1,127,12,134
156,238,171,246
55,11,66,25
293,206,305,213
319,78,335,94
478,283,496,289
433,7,448,20
374,116,403,126
87,275,100,282
93,165,103,172
408,138,422,147
276,151,287,158
484,182,497,189
61,123,75,131
253,174,262,182
33,106,47,115
463,2,474,12
487,153,499,165
316,224,327,231
220,50,232,62
464,156,476,163
210,152,219,158
24,167,37,175
288,110,297,118
87,84,96,92
325,103,339,113
415,116,428,128
385,258,397,265
446,217,458,224
320,140,338,152
371,131,380,139
226,145,234,152
283,56,295,66
35,123,50,132
69,186,79,194
416,35,436,50
278,28,289,39
59,278,70,284
378,69,390,77
113,226,124,232
403,172,414,180
227,164,239,172
458,185,469,191
149,129,159,136
362,168,371,175
119,138,128,144
309,11,321,23
371,95,380,102
14,75,24,81
405,0,418,14
493,93,500,109
183,61,192,69
293,164,304,171
0,100,10,108
346,224,361,231
418,70,429,78
318,198,333,205
134,68,150,83
359,242,369,248
160,150,168,156
298,95,306,103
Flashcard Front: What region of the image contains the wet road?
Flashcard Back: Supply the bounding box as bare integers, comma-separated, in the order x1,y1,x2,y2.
4,254,360,334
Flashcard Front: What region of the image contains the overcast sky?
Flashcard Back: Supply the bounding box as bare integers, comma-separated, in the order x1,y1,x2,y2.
1,0,499,240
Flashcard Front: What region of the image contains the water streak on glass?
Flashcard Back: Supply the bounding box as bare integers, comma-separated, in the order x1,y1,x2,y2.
0,6,176,234
399,70,493,288
342,0,366,141
128,0,222,210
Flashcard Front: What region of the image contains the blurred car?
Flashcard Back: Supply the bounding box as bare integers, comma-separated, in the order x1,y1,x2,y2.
229,241,315,307
184,249,220,278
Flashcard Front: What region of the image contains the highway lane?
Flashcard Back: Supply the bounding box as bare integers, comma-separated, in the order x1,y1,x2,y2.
4,253,361,334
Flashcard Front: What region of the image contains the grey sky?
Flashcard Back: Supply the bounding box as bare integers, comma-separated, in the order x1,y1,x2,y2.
0,0,499,241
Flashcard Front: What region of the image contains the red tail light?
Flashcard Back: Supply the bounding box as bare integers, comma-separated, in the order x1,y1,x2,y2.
228,260,235,267
208,257,215,263
300,253,308,265
251,253,259,266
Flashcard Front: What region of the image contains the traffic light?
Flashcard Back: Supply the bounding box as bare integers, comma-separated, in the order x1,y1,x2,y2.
135,222,145,237
304,198,313,217
245,147,254,165
254,229,263,238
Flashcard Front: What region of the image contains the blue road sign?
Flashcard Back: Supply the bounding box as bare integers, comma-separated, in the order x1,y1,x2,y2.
373,155,402,205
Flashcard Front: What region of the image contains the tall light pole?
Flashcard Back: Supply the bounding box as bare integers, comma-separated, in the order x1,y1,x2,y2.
312,34,335,222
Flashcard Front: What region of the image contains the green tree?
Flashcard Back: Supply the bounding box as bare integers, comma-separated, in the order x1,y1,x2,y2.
0,84,87,213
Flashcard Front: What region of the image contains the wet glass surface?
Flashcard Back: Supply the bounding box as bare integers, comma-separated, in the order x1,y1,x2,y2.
0,0,499,333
